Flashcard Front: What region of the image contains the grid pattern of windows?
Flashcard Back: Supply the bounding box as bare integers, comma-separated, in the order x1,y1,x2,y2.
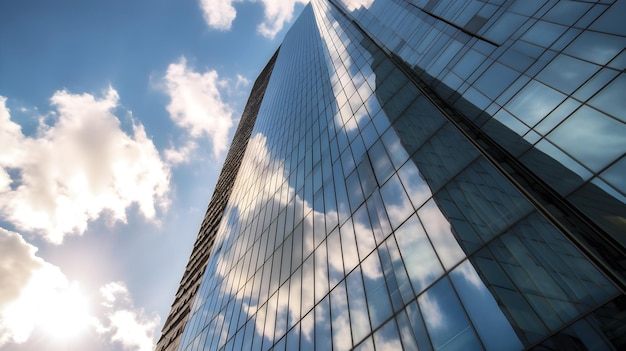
339,0,626,249
174,1,625,350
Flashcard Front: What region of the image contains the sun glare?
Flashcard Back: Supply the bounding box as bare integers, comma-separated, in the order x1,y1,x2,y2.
2,265,94,344
39,282,92,340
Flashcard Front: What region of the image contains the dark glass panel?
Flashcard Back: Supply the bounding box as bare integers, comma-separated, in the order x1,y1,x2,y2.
565,31,626,65
588,74,626,123
537,55,598,95
392,95,445,156
411,124,479,193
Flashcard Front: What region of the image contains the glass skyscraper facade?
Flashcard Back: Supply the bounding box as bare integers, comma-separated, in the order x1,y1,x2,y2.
159,0,626,350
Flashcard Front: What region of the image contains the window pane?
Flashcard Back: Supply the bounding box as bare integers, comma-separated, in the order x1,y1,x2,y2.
397,161,432,210
406,301,433,351
450,260,523,351
347,267,372,344
394,214,443,294
418,278,482,351
380,174,414,229
330,282,352,351
373,318,403,351
547,105,626,171
418,199,466,270
361,251,393,329
537,55,598,94
506,80,566,126
565,31,626,65
315,296,331,350
588,74,626,123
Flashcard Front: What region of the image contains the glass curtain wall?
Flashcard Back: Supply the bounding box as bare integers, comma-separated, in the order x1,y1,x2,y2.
176,1,625,350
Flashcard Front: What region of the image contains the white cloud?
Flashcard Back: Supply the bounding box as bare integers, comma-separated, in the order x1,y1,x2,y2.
164,140,198,165
0,228,42,345
107,311,159,351
0,228,160,349
200,0,237,30
0,222,40,313
101,281,131,307
0,91,170,244
235,74,251,89
198,0,306,39
0,228,93,346
163,57,234,158
97,282,160,351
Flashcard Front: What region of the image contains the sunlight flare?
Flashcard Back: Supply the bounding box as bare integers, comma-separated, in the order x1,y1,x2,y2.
39,282,92,340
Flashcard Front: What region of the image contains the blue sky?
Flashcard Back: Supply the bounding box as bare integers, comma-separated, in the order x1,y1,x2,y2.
0,0,305,350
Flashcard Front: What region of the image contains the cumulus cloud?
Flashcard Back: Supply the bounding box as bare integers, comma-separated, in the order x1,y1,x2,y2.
198,0,306,39
0,91,170,244
162,57,234,158
0,228,43,345
200,0,237,30
0,228,93,346
164,140,198,165
101,281,131,307
0,228,41,312
0,228,160,350
97,282,160,351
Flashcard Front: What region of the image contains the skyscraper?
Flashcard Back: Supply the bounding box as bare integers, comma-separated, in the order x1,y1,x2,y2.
158,0,626,350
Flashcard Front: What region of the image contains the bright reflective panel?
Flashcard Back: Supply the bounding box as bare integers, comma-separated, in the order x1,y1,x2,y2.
418,200,466,270
418,278,482,351
393,214,443,294
450,261,523,351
